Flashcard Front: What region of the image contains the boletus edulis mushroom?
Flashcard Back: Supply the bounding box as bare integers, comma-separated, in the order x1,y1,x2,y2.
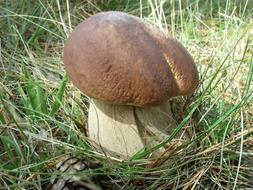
64,11,199,158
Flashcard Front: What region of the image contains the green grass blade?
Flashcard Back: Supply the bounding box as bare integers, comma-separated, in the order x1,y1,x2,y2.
23,66,48,115
49,74,68,117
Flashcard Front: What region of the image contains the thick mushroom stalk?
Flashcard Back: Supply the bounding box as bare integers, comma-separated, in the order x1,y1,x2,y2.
63,11,199,158
88,99,177,157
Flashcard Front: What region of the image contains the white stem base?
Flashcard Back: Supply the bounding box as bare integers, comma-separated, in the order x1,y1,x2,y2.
88,99,177,158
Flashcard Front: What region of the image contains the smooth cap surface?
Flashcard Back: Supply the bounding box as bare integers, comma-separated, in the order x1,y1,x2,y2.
64,11,199,106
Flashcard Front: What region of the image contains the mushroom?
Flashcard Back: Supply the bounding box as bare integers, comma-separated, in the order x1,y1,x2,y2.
64,11,198,158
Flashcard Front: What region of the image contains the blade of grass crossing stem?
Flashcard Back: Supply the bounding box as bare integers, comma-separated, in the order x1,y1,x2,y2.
23,66,48,115
49,74,68,117
131,148,148,160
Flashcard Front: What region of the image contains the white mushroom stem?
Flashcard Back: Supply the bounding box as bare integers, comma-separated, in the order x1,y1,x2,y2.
88,99,178,158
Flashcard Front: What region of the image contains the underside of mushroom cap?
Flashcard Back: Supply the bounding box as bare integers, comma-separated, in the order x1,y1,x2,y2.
64,11,199,107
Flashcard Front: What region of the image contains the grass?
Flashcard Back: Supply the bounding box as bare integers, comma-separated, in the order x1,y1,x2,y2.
0,0,253,189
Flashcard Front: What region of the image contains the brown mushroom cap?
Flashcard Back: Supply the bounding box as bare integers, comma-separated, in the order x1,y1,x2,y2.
64,11,198,106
